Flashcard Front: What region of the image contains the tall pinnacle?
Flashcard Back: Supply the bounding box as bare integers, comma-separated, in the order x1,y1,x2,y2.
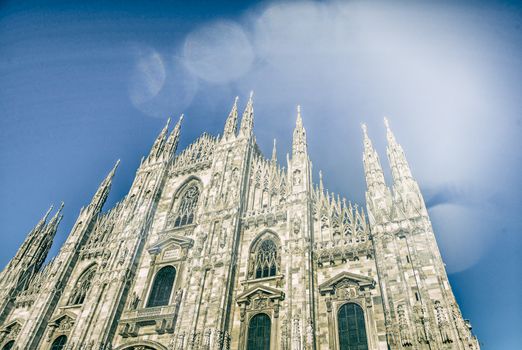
292,105,307,157
384,117,413,181
8,204,55,267
148,118,171,161
3,203,64,292
223,96,239,139
164,114,184,158
361,123,386,190
33,202,64,271
239,91,254,136
90,160,120,213
33,204,54,234
271,138,277,164
47,202,64,228
361,123,391,223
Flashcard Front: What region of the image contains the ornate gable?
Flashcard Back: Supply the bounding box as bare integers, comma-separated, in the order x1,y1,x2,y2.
0,319,22,344
319,271,375,296
47,311,75,342
148,234,194,255
237,285,285,304
236,285,285,321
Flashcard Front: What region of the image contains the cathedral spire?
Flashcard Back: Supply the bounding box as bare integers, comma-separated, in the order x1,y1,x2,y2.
271,138,277,164
384,117,426,216
223,96,239,140
33,204,54,234
148,118,171,161
0,203,64,301
362,123,392,223
164,114,184,159
89,160,119,213
33,202,63,272
362,123,386,186
384,117,413,182
7,204,55,268
47,202,64,228
239,91,254,137
292,105,307,157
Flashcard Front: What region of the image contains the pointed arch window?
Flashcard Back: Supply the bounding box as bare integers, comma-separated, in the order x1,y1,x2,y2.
174,185,200,227
147,266,176,307
50,335,67,350
247,313,271,350
2,341,14,350
68,265,96,305
338,303,368,350
250,237,279,279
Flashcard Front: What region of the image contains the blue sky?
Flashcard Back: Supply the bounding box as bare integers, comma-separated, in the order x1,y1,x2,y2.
1,0,521,348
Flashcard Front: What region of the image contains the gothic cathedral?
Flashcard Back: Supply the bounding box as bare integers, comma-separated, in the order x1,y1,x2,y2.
0,94,480,350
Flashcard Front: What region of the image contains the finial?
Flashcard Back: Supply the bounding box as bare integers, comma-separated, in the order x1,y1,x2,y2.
384,117,390,129
230,96,239,113
44,204,54,221
106,159,120,179
361,123,368,134
319,170,324,190
296,105,303,126
271,138,277,162
179,113,184,122
49,201,65,223
249,90,254,100
383,116,396,143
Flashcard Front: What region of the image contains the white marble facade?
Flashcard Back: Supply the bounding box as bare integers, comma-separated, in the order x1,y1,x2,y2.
0,95,480,350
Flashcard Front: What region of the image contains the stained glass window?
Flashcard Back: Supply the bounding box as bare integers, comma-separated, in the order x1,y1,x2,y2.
252,239,278,279
69,265,96,305
50,335,67,350
247,313,271,350
174,185,199,227
147,266,176,307
338,303,368,350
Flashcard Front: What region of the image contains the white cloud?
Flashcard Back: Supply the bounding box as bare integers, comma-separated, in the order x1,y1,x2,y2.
128,47,198,118
182,21,254,83
429,203,493,273
128,47,165,106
